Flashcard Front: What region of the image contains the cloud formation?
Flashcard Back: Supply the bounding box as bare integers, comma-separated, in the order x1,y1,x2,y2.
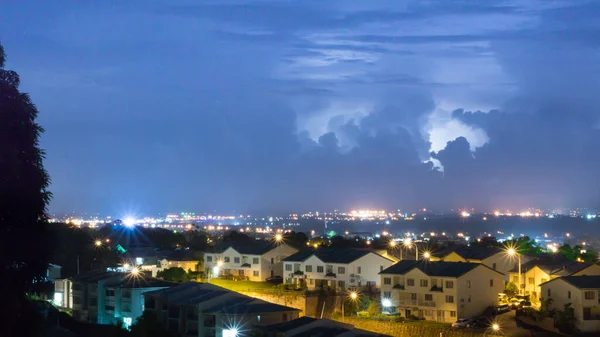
1,0,599,213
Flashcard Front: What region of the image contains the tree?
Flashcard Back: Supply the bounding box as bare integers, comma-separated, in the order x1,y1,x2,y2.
367,300,382,316
504,281,519,296
157,267,190,283
0,43,53,336
554,303,577,334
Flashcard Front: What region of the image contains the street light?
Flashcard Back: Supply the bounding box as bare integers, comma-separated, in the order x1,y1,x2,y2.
342,291,359,321
403,238,418,260
130,267,140,276
507,247,522,295
275,234,283,242
423,251,431,259
94,240,102,247
484,322,501,336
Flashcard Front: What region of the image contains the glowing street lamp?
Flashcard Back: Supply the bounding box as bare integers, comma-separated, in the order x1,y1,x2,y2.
217,260,224,267
423,251,431,259
403,237,419,260
389,240,397,248
484,322,501,336
130,267,140,276
507,247,522,295
350,292,358,300
95,240,102,247
274,234,283,242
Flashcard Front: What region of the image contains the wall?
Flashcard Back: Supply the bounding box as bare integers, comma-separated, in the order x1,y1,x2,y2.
456,266,504,319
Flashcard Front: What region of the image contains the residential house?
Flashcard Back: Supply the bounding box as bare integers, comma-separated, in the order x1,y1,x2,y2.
282,249,395,290
379,260,505,322
508,256,600,300
54,270,172,327
541,275,600,333
204,241,299,281
254,316,385,337
430,245,531,277
144,282,301,337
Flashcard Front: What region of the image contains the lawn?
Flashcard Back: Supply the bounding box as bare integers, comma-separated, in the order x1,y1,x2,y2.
209,278,278,292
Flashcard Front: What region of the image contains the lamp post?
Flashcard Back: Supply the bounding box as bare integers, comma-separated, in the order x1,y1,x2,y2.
403,238,418,260
507,248,522,295
342,291,358,322
484,322,500,336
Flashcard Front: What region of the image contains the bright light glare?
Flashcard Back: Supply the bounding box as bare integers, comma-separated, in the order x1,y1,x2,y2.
382,298,392,308
223,328,238,337
461,211,470,217
212,266,220,277
403,237,412,246
507,248,516,256
217,260,224,267
350,292,358,300
492,323,500,331
423,251,431,259
95,240,102,247
274,234,283,242
123,217,135,228
389,241,397,247
130,267,139,276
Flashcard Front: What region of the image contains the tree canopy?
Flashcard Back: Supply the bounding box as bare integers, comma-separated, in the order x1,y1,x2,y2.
0,42,52,335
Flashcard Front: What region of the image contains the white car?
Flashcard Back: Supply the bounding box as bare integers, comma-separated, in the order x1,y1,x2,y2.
452,318,473,328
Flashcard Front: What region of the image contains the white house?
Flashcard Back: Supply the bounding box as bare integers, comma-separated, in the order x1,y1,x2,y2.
204,241,298,281
282,249,395,290
380,260,505,323
54,270,173,328
541,275,600,333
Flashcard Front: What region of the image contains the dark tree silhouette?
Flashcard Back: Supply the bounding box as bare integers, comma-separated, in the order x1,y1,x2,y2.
0,43,52,335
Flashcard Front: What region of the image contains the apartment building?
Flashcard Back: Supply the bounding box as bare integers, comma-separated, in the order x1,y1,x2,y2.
204,241,298,281
144,282,301,337
379,260,504,322
541,276,600,333
508,256,600,300
254,316,383,337
430,245,531,277
54,270,172,327
282,248,395,290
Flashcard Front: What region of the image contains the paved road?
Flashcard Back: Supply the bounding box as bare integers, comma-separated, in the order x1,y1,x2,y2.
495,311,562,337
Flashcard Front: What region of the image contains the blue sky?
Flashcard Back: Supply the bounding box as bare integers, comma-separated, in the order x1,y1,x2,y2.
2,0,600,214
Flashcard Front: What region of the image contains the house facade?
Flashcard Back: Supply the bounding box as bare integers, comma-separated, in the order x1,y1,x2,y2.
144,282,300,337
54,270,172,327
541,276,600,333
283,249,395,290
431,246,530,277
204,242,298,282
508,259,600,300
380,261,504,322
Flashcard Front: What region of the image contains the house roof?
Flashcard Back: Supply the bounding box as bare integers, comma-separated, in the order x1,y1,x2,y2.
508,255,594,276
208,240,283,255
70,270,122,283
105,276,175,289
283,248,390,264
450,246,503,260
258,316,317,332
541,275,600,289
164,249,202,261
380,260,490,278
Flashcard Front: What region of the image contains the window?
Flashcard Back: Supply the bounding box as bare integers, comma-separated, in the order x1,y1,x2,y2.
446,296,454,303
420,279,428,287
105,305,115,311
239,270,245,276
72,284,82,291
271,258,274,264
528,277,534,285
285,264,292,271
384,291,391,298
490,279,494,287
383,277,391,285
224,257,230,263
568,291,571,299
467,280,471,288
407,279,415,286
338,267,345,274
306,265,312,272
450,311,456,318
411,293,417,300
317,266,324,273
338,280,345,288
468,295,471,302
445,281,454,289
547,289,551,297
206,256,213,262
512,276,518,283
253,270,259,277
424,294,433,301
234,257,240,264
492,263,497,270
105,289,115,297
253,257,259,264
309,279,314,285
583,308,592,320
585,291,595,300
122,304,131,312
357,266,361,274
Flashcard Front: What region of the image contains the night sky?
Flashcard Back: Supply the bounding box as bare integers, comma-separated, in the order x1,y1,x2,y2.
1,1,600,214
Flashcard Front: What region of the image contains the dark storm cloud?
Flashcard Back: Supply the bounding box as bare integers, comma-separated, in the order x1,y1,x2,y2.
1,0,599,213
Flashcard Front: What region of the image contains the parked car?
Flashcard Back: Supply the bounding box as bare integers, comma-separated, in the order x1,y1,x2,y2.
452,318,473,328
265,275,283,284
493,304,511,314
466,317,489,329
518,301,533,309
510,298,524,309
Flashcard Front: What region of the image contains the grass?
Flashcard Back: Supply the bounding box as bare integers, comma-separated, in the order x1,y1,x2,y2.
209,278,278,292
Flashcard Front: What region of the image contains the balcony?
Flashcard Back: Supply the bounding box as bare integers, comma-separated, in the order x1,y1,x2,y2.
241,263,251,268
325,272,337,278
398,299,418,306
418,300,436,307
430,286,443,292
393,284,405,290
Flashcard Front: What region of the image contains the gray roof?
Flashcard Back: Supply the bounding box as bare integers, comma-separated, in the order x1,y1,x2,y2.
283,248,390,264
209,241,283,255
380,260,489,278
542,275,600,289
509,255,594,276
258,316,317,332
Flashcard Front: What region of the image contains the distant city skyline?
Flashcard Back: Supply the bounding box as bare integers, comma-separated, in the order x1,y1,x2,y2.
2,1,600,213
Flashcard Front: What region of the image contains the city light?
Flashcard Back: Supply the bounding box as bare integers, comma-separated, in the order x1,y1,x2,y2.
123,217,135,228
130,267,139,276
274,234,283,242
492,323,500,331
460,211,470,218
381,298,392,308
94,240,102,247
223,328,238,337
389,240,397,248
423,251,431,259
350,292,358,300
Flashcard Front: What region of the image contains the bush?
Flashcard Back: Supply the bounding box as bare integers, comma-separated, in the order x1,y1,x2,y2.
367,301,382,316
